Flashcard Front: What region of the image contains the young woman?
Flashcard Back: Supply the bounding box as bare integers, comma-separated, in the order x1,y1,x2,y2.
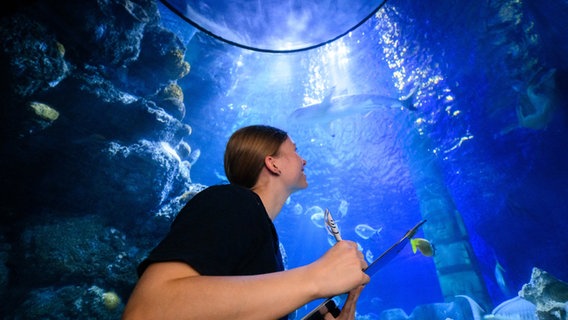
123,125,369,320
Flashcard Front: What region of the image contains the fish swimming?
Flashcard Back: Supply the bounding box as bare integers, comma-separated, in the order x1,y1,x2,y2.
355,224,383,240
494,259,512,297
519,67,558,130
500,67,559,135
410,238,434,257
288,87,418,125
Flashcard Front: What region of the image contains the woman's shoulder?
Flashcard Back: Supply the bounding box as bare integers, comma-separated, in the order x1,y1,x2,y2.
200,184,253,197
177,184,265,225
190,184,260,208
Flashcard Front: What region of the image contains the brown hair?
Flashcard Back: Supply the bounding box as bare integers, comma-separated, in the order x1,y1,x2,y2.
224,125,288,188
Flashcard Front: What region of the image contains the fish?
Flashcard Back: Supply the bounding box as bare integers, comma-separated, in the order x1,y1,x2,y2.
518,68,558,130
310,212,325,228
495,259,512,297
337,200,349,218
292,203,303,215
500,67,559,135
288,87,418,125
307,206,325,228
355,224,383,240
410,238,434,257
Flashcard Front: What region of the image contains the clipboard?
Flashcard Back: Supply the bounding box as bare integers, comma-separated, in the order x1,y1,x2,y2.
300,219,427,320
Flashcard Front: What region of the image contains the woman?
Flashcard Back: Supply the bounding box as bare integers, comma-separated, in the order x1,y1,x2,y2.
123,125,369,320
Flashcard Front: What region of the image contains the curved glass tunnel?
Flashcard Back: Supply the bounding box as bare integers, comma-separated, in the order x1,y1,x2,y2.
160,0,387,52
1,0,567,319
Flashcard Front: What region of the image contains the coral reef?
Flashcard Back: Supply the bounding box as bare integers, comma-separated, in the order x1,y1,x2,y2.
376,294,539,320
0,14,69,99
102,290,122,310
29,101,60,121
153,82,186,120
0,0,198,317
520,268,568,320
126,25,191,96
0,233,9,301
14,285,123,319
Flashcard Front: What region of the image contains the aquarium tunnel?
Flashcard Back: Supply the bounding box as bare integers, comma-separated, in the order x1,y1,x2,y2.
1,0,567,319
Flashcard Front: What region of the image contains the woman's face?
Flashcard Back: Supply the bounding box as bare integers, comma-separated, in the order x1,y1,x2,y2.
274,137,308,192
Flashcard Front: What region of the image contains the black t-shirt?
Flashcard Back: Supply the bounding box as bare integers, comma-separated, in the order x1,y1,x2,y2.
138,183,284,277
138,184,288,319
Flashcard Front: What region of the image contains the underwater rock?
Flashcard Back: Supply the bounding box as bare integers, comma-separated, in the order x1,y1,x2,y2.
1,125,192,222
152,82,186,120
30,0,154,67
44,139,190,221
176,140,192,159
41,67,192,144
0,14,69,140
13,216,139,289
1,74,194,224
1,0,193,218
0,234,9,303
12,285,123,319
0,14,69,99
102,290,121,310
26,101,61,133
519,267,568,320
0,2,195,317
127,25,191,96
154,183,207,220
29,101,60,122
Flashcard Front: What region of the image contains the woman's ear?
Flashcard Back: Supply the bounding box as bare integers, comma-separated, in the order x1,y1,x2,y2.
264,156,281,175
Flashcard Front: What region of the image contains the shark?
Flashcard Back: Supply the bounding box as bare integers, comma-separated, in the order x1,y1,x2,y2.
517,67,558,130
288,87,418,125
500,67,559,135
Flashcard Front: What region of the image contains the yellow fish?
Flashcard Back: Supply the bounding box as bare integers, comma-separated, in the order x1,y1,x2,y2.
410,238,434,257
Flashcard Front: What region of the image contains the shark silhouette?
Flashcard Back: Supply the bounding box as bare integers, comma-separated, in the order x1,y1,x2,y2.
288,87,417,125
500,67,559,135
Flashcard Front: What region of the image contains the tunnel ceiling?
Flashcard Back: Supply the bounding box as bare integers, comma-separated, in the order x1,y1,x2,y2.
160,0,387,52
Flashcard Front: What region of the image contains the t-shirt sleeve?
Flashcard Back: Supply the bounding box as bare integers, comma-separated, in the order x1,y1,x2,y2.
138,186,266,276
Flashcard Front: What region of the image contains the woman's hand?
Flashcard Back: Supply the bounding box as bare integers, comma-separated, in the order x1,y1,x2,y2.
308,240,370,299
325,285,365,320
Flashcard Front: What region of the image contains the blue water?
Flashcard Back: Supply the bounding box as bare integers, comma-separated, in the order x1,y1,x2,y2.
172,0,568,317
1,0,567,318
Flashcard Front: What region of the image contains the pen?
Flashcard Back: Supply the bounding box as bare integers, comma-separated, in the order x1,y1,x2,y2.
324,208,342,242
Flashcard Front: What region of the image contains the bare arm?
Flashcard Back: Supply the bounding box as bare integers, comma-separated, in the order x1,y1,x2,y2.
123,240,369,320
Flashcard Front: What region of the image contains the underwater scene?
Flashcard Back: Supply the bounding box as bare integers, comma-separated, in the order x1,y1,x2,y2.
1,0,567,319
